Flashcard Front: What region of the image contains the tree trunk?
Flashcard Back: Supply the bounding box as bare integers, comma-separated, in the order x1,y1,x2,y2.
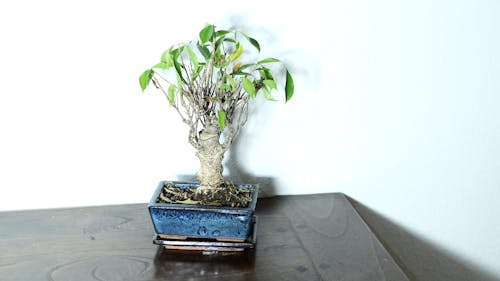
195,124,225,195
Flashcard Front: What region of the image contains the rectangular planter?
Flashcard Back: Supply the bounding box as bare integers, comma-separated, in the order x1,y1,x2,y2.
148,181,258,241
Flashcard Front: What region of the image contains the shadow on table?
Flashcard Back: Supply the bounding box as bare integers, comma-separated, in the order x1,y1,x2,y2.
347,196,500,281
153,247,256,279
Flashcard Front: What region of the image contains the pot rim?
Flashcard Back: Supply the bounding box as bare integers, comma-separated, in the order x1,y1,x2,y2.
148,181,259,214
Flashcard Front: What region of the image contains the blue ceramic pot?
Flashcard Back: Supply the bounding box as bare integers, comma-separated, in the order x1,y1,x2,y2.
148,181,258,241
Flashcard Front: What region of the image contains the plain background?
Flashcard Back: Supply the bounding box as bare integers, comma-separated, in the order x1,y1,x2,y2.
1,0,499,278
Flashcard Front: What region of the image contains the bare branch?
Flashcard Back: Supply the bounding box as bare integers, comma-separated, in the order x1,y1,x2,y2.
222,95,249,151
152,76,191,126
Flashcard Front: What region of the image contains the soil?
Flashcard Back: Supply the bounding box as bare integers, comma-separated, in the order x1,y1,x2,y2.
156,181,252,208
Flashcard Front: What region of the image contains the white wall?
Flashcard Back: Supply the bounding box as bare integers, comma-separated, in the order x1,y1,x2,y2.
1,0,499,277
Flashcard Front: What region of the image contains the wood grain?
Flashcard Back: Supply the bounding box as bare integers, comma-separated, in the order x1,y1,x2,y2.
0,193,409,281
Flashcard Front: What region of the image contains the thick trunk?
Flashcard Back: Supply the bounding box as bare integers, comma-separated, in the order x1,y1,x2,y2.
195,124,225,194
191,124,251,207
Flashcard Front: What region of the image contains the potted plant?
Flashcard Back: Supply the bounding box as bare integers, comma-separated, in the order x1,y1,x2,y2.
139,24,294,249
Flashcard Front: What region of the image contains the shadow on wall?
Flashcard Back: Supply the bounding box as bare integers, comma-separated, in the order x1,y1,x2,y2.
224,135,277,198
176,133,278,198
347,196,500,281
222,11,322,93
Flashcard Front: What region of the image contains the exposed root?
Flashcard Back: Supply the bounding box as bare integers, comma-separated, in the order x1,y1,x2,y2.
159,192,202,205
157,181,252,208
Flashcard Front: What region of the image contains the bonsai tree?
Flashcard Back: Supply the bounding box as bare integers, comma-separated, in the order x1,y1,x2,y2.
139,24,294,206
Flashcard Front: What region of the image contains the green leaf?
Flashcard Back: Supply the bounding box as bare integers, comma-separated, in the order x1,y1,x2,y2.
185,46,199,69
258,58,280,64
240,32,260,52
263,79,277,90
217,110,226,129
216,30,230,37
139,69,153,92
225,74,236,89
199,24,214,44
263,68,274,80
160,47,174,67
248,37,260,52
262,86,276,101
176,72,184,87
285,69,294,102
241,77,256,98
167,85,175,105
218,83,232,91
231,64,253,74
161,50,168,63
223,38,237,44
192,64,204,80
237,64,254,71
215,36,224,51
173,59,185,83
232,71,251,76
172,46,184,59
197,43,211,60
258,70,267,80
153,62,168,70
229,43,243,61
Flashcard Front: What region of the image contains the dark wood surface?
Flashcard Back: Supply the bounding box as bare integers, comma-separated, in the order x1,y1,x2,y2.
0,193,409,281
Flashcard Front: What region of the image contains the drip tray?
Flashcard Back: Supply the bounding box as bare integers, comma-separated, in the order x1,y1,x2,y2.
153,216,257,252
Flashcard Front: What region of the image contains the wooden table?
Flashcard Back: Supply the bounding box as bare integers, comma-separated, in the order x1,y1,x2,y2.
0,193,409,281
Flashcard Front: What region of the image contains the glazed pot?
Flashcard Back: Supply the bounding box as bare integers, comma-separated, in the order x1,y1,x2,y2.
148,181,258,241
